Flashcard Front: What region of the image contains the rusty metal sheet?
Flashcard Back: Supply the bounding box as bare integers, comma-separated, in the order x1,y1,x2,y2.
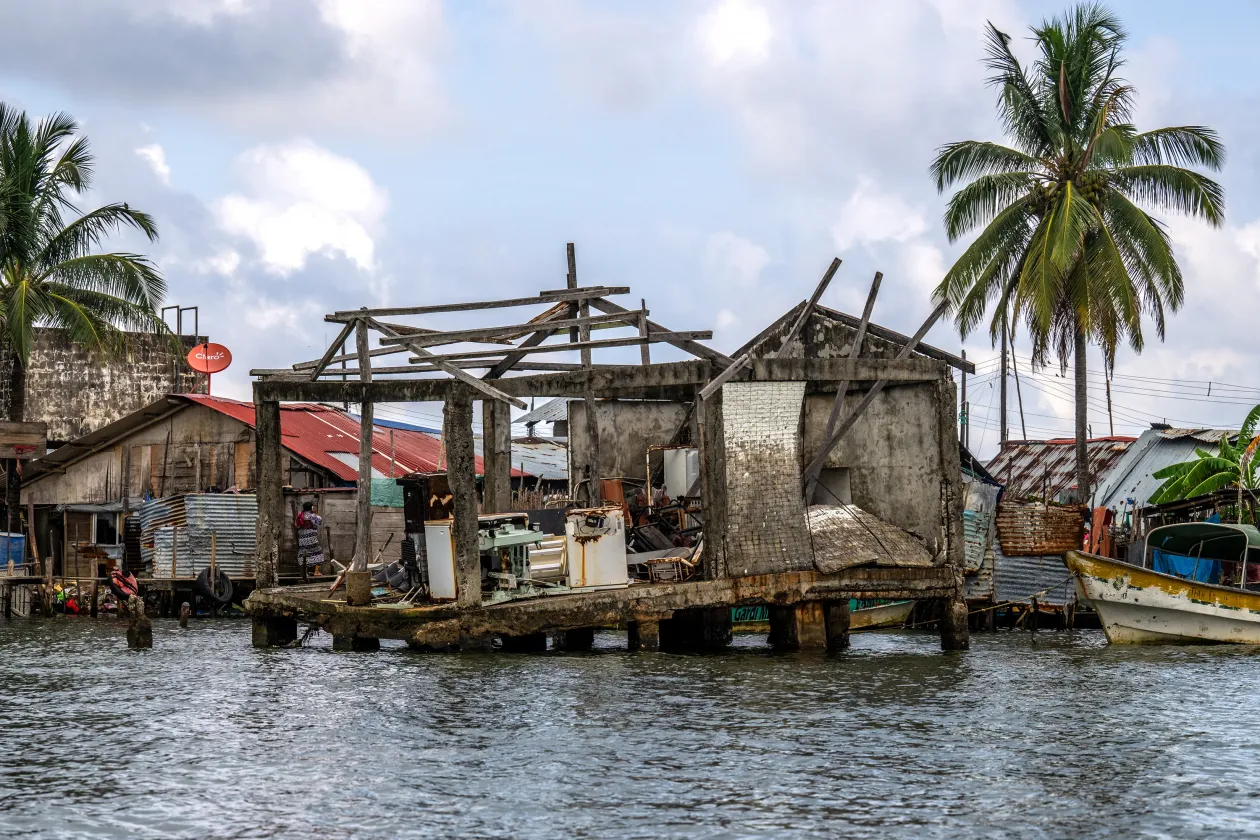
995,501,1085,556
986,437,1134,502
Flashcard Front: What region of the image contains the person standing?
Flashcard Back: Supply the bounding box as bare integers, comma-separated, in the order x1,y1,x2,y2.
295,502,325,576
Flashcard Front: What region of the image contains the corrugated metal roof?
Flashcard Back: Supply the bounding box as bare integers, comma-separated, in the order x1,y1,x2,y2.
1095,428,1237,509
182,395,525,482
513,398,572,428
992,543,1074,607
986,436,1136,501
505,437,569,481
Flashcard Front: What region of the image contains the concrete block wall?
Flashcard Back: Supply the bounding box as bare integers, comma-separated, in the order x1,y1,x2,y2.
0,329,199,441
720,381,813,576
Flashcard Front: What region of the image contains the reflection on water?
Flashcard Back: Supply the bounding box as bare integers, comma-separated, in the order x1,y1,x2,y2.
2,619,1258,839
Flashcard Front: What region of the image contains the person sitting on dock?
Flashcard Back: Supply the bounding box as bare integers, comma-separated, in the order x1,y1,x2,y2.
296,502,325,576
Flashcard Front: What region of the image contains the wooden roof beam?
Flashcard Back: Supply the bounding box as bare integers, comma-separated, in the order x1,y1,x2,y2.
406,331,713,363
327,286,630,321
378,310,642,348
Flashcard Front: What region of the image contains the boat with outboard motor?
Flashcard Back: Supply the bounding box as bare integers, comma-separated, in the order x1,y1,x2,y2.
1066,520,1260,644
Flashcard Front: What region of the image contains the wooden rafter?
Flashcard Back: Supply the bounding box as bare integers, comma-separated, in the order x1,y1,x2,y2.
377,310,642,348
327,286,630,321
406,331,712,364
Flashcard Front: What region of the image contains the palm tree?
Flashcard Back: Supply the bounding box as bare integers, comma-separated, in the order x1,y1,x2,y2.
1149,406,1260,521
0,105,167,521
931,3,1225,504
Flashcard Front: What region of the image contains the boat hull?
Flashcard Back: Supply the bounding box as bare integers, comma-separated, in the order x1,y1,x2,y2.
1066,550,1260,645
850,600,914,631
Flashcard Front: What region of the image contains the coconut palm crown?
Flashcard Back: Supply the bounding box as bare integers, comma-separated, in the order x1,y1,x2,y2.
0,104,167,424
931,3,1225,501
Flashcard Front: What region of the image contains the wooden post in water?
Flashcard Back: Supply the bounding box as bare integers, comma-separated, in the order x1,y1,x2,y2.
481,398,512,514
346,316,375,607
253,397,283,591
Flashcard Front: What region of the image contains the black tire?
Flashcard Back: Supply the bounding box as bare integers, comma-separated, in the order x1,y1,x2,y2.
194,568,234,607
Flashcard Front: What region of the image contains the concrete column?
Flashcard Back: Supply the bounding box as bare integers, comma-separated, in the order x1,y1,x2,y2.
627,619,660,651
768,602,827,650
696,390,727,580
660,607,732,651
481,398,513,513
824,599,851,651
552,627,595,651
333,634,380,652
253,396,283,590
445,387,481,607
353,318,374,571
940,597,970,651
251,615,297,648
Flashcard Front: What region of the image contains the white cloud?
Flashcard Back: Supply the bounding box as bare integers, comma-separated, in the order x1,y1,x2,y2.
134,144,170,185
213,138,388,276
715,308,741,332
698,0,772,66
704,231,770,288
832,180,929,251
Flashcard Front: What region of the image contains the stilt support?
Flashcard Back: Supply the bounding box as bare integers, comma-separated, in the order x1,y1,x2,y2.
823,599,851,651
251,615,297,648
628,619,660,652
768,602,828,650
552,627,595,651
333,634,380,652
501,632,547,652
660,607,731,651
940,597,970,651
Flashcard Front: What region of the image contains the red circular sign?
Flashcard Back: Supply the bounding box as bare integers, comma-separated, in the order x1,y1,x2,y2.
187,342,232,374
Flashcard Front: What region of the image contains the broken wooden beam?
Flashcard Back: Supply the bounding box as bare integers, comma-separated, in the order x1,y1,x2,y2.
802,270,882,497
327,287,630,321
406,332,712,363
307,319,356,382
377,310,641,348
368,317,527,409
801,298,950,481
699,258,841,401
588,297,732,366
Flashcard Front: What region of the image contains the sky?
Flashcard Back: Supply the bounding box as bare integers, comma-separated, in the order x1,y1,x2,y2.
1,0,1258,459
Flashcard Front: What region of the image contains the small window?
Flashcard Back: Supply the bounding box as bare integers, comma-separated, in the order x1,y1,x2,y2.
811,467,852,506
94,514,119,545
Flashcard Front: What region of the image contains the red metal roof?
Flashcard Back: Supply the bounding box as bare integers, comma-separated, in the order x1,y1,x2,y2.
181,395,525,482
986,436,1136,500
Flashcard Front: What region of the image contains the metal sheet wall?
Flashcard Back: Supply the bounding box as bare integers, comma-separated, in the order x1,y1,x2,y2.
992,543,1073,607
139,494,257,578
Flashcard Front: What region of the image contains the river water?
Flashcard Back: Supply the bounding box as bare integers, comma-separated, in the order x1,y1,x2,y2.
2,620,1259,839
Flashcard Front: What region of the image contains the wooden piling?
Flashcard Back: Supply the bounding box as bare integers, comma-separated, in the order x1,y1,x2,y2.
126,595,152,649
481,398,512,513
940,597,970,651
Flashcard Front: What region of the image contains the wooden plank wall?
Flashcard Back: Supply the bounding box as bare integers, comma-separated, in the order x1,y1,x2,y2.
279,489,405,569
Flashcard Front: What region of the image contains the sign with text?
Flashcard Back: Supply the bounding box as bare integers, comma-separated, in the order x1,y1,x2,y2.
0,421,47,460
187,343,232,374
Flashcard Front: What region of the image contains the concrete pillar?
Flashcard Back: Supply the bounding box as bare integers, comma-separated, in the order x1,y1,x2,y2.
481,399,513,513
768,602,827,650
251,615,297,648
333,634,380,652
697,389,727,580
253,396,283,590
552,627,595,651
126,596,152,649
445,388,481,607
501,632,547,652
660,607,732,651
940,597,970,651
627,619,660,651
354,318,375,571
824,599,851,651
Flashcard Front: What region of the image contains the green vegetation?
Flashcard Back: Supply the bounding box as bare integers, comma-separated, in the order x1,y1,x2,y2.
931,3,1225,502
1150,406,1260,515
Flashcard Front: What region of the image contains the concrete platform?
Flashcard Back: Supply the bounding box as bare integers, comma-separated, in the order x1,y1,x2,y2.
244,565,959,649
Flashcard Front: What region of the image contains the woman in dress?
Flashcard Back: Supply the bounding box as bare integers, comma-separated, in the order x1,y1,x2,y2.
295,502,325,576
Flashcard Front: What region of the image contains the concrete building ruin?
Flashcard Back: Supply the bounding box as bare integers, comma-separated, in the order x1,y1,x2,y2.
245,248,974,653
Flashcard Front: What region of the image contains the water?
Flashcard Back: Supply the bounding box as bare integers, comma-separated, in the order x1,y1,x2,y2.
3,621,1260,839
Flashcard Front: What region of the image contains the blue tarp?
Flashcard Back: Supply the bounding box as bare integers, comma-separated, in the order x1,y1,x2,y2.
1152,549,1222,584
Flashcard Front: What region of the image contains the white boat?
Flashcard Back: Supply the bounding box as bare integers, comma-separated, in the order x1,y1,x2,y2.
849,599,914,631
1066,521,1260,644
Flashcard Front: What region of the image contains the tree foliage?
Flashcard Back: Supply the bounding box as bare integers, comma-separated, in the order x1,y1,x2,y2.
0,104,166,366
1150,406,1260,504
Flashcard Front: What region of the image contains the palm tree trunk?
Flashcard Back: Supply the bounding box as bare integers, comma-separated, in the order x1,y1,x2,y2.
1074,318,1090,506
4,353,23,537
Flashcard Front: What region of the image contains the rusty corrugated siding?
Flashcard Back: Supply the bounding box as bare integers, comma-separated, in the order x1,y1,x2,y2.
995,501,1085,556
986,436,1135,501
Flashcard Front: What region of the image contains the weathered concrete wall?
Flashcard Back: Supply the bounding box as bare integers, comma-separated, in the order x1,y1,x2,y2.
720,381,813,577
803,380,958,561
567,400,692,484
0,330,199,441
